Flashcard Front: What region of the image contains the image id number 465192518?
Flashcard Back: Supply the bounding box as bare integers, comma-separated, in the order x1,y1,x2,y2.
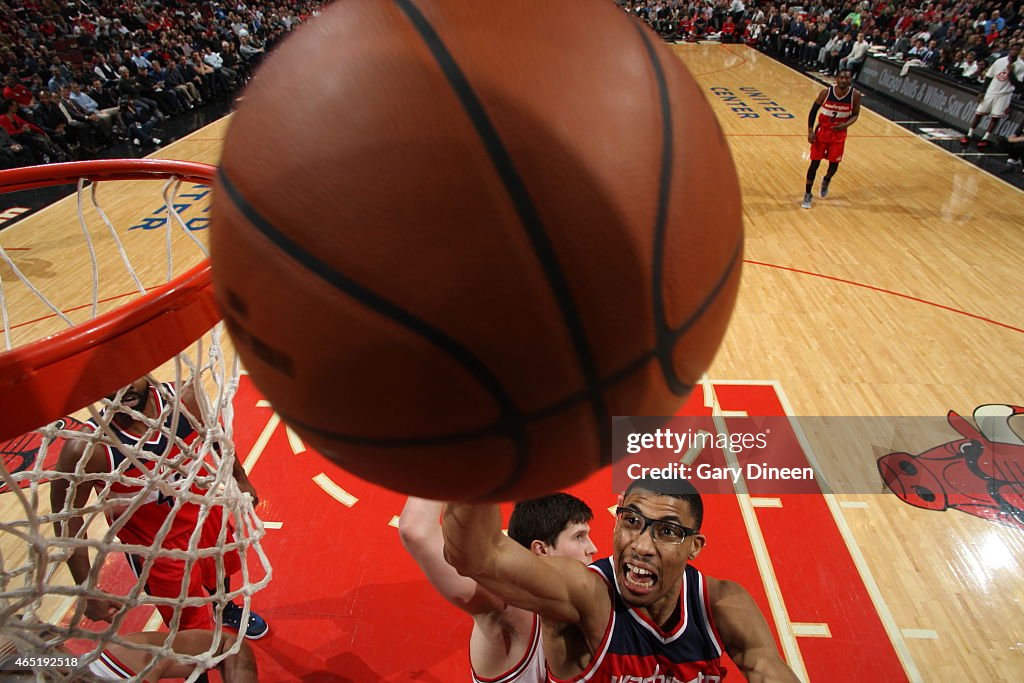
0,654,79,672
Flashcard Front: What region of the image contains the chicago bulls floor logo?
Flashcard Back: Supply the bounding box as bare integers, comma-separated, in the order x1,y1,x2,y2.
878,405,1024,531
0,417,89,493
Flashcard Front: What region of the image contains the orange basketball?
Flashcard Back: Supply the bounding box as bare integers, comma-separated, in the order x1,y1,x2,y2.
210,0,742,501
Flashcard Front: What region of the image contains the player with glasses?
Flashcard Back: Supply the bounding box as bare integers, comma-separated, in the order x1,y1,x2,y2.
614,506,701,543
443,476,799,682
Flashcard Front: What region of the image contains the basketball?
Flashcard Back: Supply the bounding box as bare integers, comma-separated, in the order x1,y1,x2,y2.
210,0,743,501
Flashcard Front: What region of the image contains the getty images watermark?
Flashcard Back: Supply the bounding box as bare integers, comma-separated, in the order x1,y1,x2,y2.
612,417,820,494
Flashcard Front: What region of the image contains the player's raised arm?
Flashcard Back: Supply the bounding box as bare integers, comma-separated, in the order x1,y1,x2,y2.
399,497,504,615
442,503,607,626
708,578,801,683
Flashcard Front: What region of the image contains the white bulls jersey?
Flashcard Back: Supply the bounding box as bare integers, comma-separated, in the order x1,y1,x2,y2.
472,613,545,683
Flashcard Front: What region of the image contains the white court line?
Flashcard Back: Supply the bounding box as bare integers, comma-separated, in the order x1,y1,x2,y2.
242,412,279,475
144,609,164,632
706,382,809,682
751,497,783,508
285,426,306,454
312,473,358,507
841,501,870,509
770,381,922,683
901,629,939,640
46,595,76,626
792,622,832,638
0,206,29,224
262,521,283,530
681,432,711,466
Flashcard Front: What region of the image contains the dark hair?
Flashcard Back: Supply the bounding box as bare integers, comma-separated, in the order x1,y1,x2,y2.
624,477,704,529
508,493,593,549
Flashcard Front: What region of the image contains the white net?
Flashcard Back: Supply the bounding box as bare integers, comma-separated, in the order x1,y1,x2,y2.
0,163,271,682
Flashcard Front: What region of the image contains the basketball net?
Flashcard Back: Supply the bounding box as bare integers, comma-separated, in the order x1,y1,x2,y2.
0,161,271,682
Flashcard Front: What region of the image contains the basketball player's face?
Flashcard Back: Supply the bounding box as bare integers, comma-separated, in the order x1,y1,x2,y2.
836,71,852,90
613,492,705,608
106,377,150,412
549,522,598,564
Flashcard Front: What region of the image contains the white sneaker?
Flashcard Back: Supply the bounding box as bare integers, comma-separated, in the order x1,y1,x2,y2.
152,138,162,145
801,193,812,209
1008,158,1022,167
133,138,141,146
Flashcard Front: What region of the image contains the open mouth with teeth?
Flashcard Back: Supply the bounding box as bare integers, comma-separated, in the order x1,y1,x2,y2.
622,562,659,595
121,392,143,408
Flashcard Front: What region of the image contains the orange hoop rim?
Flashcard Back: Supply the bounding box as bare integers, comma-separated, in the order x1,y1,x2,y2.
0,159,220,441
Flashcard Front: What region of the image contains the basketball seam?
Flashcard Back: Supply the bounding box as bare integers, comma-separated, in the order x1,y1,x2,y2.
636,24,743,401
393,0,611,473
217,13,743,497
216,168,529,499
637,24,684,396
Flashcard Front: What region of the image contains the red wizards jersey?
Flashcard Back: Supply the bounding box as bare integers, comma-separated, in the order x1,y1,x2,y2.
817,85,855,135
548,557,726,683
93,384,204,550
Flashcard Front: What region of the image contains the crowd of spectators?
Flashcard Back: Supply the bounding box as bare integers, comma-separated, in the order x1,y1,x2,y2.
1,0,324,169
3,1,1021,170
624,0,1023,88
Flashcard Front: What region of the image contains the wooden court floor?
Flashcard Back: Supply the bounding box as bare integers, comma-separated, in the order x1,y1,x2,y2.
1,43,1022,682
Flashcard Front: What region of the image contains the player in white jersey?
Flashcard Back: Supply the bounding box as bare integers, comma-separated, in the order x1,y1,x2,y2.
960,41,1023,148
400,494,596,682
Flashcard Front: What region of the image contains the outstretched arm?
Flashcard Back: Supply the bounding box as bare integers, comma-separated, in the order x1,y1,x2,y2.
442,503,607,628
709,578,801,683
398,497,504,615
49,439,122,623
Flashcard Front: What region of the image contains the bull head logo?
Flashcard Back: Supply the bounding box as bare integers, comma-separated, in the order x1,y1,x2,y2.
0,417,89,493
877,405,1024,531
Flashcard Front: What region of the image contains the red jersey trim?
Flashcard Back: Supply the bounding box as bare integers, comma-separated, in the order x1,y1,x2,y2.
697,573,724,659
623,565,688,643
472,612,541,683
99,649,136,677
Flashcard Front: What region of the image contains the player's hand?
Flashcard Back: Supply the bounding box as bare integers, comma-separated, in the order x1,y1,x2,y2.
84,597,123,623
237,477,260,507
807,129,816,144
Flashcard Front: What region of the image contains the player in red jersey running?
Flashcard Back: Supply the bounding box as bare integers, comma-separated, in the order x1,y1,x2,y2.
803,69,861,209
